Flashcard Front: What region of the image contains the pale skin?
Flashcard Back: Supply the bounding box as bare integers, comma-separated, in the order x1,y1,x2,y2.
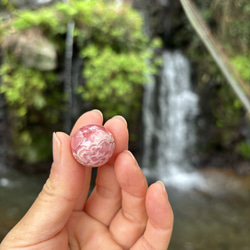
0,110,174,250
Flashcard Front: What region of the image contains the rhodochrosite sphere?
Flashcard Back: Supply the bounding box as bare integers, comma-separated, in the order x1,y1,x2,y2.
71,124,115,167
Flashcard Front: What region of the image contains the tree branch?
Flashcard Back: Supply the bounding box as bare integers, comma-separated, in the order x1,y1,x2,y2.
180,0,250,113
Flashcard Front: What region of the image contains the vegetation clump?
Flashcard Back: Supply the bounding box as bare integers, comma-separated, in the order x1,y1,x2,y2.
0,0,159,163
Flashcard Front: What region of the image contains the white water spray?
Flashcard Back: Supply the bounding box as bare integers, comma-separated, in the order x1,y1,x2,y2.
142,51,202,188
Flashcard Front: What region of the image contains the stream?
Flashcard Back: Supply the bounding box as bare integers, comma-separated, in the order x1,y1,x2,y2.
167,168,250,250
0,168,47,240
1,167,250,249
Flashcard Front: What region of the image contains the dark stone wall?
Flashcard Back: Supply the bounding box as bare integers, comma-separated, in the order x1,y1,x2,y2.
133,0,183,48
0,51,9,169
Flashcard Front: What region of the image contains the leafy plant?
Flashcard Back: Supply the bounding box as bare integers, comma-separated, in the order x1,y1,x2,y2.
236,142,250,159
0,0,157,163
0,55,59,162
76,45,150,117
231,55,250,81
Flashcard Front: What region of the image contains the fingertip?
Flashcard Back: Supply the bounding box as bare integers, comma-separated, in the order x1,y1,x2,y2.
104,115,128,129
115,150,147,198
51,131,87,194
52,131,74,169
134,182,174,250
118,150,138,166
70,109,104,136
155,181,168,197
92,109,103,119
104,116,129,151
52,132,61,165
112,115,127,127
146,182,174,230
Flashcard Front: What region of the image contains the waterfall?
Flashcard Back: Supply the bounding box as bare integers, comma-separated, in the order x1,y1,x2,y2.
142,51,202,187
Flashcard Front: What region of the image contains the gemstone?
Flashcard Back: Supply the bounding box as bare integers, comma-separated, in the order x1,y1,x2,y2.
71,124,115,167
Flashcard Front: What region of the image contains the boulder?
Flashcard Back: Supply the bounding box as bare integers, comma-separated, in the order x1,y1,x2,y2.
1,29,57,71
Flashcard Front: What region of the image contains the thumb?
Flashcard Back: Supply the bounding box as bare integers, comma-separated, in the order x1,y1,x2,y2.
3,132,91,245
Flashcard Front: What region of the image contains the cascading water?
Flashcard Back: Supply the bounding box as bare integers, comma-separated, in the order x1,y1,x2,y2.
142,50,202,188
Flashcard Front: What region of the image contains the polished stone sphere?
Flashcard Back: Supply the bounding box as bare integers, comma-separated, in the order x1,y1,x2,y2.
71,124,115,167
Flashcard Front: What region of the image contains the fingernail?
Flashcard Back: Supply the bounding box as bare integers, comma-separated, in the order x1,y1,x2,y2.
92,109,103,119
53,132,61,164
124,150,140,169
156,181,166,194
114,115,127,127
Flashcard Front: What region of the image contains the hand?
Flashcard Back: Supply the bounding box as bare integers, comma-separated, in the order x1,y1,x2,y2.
0,110,173,250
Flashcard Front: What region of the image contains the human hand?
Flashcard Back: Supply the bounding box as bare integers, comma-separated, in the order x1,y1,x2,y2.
0,110,173,250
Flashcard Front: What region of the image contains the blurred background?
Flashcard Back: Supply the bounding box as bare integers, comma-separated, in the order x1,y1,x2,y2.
1,0,250,249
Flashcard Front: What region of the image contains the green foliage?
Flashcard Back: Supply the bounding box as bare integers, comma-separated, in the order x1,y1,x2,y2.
231,55,250,81
0,61,47,116
236,142,250,159
11,0,148,50
0,0,15,11
76,45,151,117
213,84,244,145
67,0,154,117
0,0,155,163
16,129,53,163
0,55,59,163
214,1,250,55
1,0,8,5
13,9,66,36
215,85,242,127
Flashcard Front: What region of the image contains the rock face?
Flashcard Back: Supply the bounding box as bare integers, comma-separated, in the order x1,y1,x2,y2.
2,29,57,71
133,0,182,47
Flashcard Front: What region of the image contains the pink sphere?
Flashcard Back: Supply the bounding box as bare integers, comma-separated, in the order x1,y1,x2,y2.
71,124,115,167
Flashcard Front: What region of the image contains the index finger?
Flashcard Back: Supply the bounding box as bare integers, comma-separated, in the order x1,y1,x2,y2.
70,109,104,211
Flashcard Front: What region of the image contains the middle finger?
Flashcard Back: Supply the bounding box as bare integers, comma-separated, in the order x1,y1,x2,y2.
84,115,129,225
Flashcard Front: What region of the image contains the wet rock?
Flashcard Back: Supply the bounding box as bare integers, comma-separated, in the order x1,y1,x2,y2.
133,0,182,47
233,161,250,176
